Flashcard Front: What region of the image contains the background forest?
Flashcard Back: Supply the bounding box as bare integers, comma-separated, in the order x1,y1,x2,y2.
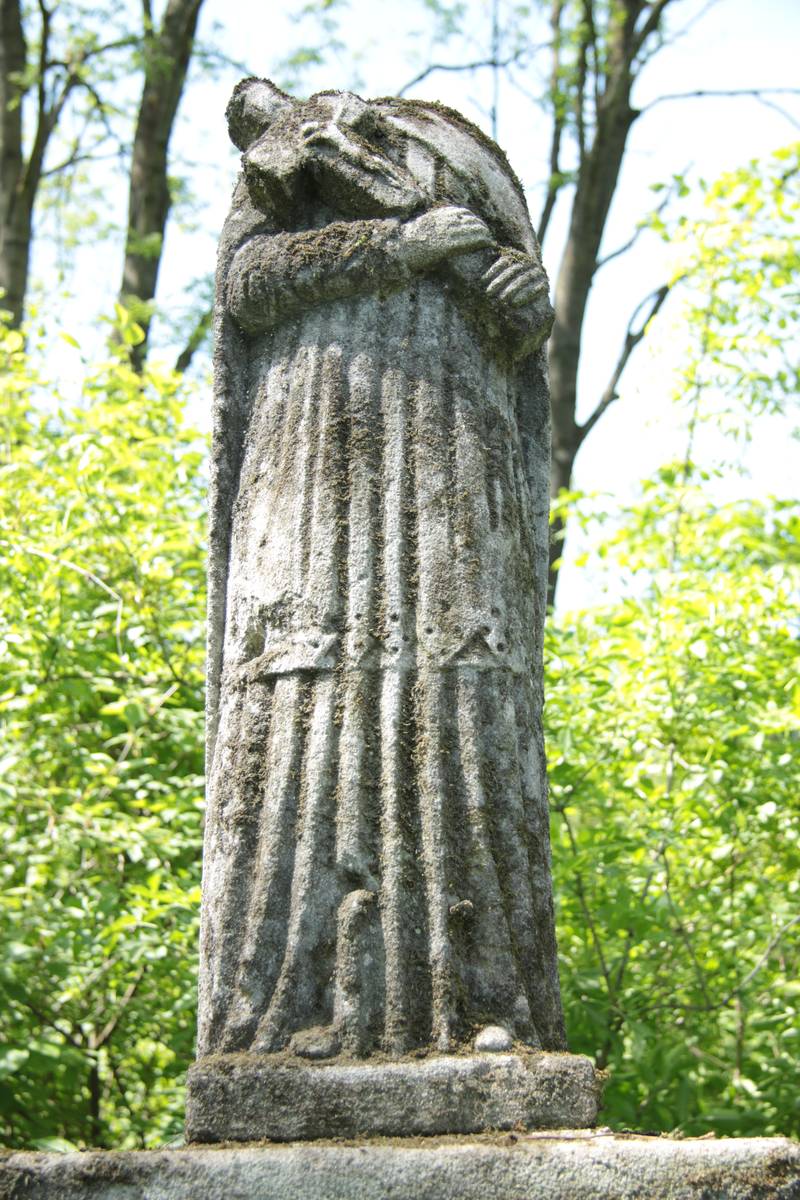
0,0,798,1149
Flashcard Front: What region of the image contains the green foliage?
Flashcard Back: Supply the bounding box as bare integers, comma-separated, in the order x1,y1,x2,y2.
548,143,800,1136
659,143,800,438
1,140,798,1147
0,325,205,1148
548,487,800,1136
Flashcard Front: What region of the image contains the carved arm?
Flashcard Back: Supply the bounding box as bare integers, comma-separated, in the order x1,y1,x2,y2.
226,205,495,335
227,218,406,334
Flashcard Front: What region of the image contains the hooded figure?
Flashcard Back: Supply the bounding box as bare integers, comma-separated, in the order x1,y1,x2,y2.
198,79,567,1062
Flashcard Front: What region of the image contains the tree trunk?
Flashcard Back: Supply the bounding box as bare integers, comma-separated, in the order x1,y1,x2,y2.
120,0,204,366
547,100,638,601
87,1057,102,1147
0,0,28,328
546,0,663,603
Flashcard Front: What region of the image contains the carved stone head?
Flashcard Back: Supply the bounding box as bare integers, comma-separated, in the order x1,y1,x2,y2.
226,79,536,254
227,79,423,220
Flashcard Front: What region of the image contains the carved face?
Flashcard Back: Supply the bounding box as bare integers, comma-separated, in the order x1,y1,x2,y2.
241,91,423,220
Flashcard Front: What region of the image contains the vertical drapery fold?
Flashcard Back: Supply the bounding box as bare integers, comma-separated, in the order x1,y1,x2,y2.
197,282,566,1058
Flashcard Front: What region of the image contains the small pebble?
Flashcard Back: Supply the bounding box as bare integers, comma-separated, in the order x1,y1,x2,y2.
290,1026,340,1059
474,1024,513,1052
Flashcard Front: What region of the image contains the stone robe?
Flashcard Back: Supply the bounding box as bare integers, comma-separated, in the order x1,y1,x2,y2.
197,91,567,1061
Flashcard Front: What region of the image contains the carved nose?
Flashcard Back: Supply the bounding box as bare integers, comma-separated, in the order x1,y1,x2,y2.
301,121,321,140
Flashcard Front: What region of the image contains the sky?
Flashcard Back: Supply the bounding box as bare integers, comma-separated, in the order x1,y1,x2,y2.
39,0,800,609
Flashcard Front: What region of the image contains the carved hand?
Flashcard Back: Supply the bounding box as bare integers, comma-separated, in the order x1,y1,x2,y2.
400,206,493,271
482,252,549,308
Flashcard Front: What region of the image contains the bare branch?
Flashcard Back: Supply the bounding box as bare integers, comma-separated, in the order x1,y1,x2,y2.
90,967,146,1050
632,0,675,59
559,808,613,989
574,8,589,165
41,145,120,178
15,993,85,1051
36,0,52,105
174,304,212,373
645,913,800,1015
595,180,678,270
397,50,526,98
29,0,53,178
45,36,140,72
72,76,123,146
754,96,800,130
489,0,500,140
579,281,673,441
659,0,722,49
581,0,600,110
595,225,645,271
642,87,800,114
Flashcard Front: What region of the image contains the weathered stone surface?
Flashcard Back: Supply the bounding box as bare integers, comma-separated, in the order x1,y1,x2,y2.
193,75,579,1138
3,1133,799,1199
185,1051,599,1142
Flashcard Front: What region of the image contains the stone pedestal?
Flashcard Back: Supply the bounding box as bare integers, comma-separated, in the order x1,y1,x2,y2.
3,1132,799,1199
185,1050,599,1142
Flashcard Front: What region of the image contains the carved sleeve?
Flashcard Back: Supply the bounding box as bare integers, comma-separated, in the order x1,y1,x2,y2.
227,217,413,334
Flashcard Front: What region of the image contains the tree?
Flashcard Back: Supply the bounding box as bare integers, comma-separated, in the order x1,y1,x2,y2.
391,0,799,599
120,0,204,368
548,484,800,1135
543,0,675,600
0,317,205,1147
0,0,133,328
547,143,800,1132
0,0,205,352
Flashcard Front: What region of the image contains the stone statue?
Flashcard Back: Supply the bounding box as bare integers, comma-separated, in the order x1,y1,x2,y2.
187,79,598,1141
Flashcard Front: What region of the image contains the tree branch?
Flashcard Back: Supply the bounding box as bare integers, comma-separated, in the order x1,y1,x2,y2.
595,180,677,269
45,36,140,72
581,0,600,110
15,993,85,1051
10,541,126,659
537,0,565,245
397,50,527,98
559,808,613,989
632,0,675,59
660,840,715,1011
174,303,212,373
141,0,154,36
574,10,589,165
41,146,119,178
22,0,54,206
579,281,673,441
106,1050,141,1138
642,87,800,115
90,967,146,1050
645,913,800,1015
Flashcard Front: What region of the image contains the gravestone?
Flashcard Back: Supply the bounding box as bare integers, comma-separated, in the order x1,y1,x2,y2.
185,77,599,1142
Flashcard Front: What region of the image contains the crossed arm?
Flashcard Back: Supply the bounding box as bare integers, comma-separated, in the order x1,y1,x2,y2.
226,205,553,360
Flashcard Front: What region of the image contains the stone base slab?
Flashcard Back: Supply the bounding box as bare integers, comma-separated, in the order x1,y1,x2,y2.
3,1132,800,1199
185,1051,599,1142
